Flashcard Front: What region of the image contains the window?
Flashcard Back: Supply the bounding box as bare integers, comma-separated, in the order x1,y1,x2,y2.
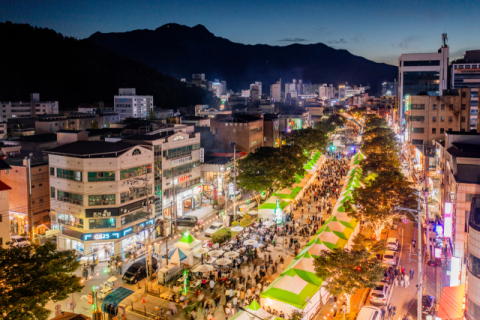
466,193,480,202
50,167,55,175
411,127,424,133
39,183,42,187
88,194,116,206
462,117,466,122
411,104,425,110
462,92,467,98
120,185,152,203
57,168,82,181
88,171,115,182
441,116,445,122
163,161,201,179
441,104,445,110
50,187,55,198
433,104,437,110
57,191,83,205
121,211,147,225
162,144,201,159
403,60,440,67
432,128,436,134
412,139,424,145
448,116,453,123
462,104,466,110
58,213,83,228
120,165,152,180
432,116,437,122
440,128,445,134
410,116,424,122
89,218,116,229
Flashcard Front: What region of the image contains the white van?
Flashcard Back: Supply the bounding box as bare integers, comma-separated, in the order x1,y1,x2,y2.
356,306,381,320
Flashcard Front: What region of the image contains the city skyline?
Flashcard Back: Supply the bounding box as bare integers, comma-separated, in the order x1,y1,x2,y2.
2,0,480,66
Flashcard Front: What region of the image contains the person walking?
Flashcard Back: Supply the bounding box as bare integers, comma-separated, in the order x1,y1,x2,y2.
82,267,89,281
405,274,410,287
381,307,386,320
409,268,414,280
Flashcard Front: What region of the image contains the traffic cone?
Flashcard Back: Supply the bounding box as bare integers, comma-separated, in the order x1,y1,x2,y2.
142,296,146,303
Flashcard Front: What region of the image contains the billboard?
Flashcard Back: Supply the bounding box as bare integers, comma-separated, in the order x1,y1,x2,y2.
444,202,453,238
404,95,411,114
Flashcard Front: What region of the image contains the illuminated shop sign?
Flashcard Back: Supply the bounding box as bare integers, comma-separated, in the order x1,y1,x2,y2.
404,95,411,114
444,202,453,238
82,219,154,241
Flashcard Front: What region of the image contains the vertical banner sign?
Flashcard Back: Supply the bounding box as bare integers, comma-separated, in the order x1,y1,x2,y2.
444,202,453,238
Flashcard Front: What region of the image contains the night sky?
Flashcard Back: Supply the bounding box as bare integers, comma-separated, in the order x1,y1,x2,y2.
2,0,479,65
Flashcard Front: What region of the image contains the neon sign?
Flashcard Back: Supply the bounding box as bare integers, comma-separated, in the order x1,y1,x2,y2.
444,202,453,238
404,95,411,114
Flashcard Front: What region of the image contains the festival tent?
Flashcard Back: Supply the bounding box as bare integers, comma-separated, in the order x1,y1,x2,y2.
316,228,348,249
306,238,338,257
162,247,193,265
261,269,322,316
174,232,201,251
325,220,354,241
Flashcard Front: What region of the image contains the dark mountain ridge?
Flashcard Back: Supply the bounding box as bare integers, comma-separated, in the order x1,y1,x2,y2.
0,22,210,110
88,23,398,94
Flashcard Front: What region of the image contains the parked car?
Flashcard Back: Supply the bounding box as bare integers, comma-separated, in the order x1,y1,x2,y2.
382,251,397,266
357,306,382,320
122,258,158,284
205,222,225,237
422,295,436,315
369,283,389,305
177,215,198,227
386,237,399,251
10,235,30,247
229,191,242,201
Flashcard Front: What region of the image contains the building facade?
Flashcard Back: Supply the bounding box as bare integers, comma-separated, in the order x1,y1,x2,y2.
263,114,280,147
451,63,480,129
0,180,11,247
381,80,398,97
405,88,471,148
270,82,282,102
398,45,449,123
46,141,156,260
210,114,264,153
0,93,59,119
114,88,154,120
3,156,50,239
35,114,96,134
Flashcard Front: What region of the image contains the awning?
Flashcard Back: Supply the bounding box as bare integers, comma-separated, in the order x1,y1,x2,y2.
436,284,465,320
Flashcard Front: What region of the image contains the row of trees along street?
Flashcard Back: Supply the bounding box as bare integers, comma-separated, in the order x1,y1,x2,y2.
313,114,417,314
237,114,347,199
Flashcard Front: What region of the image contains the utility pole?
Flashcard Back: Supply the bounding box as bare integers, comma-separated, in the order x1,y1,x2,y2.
231,143,238,221
27,154,34,243
395,191,423,320
423,144,431,261
142,170,151,281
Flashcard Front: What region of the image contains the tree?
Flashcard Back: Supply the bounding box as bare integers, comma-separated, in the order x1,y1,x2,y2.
362,127,396,142
350,234,386,254
0,242,84,320
314,120,336,133
361,134,398,157
347,106,366,118
288,310,305,320
286,128,329,153
347,170,417,238
365,115,388,129
89,119,99,129
314,248,384,312
237,145,307,193
148,108,156,120
359,151,400,175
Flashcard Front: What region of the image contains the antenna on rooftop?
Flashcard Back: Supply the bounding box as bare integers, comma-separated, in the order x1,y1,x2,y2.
442,33,448,47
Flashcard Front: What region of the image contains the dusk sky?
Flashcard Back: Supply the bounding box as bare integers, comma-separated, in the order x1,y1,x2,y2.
2,0,479,66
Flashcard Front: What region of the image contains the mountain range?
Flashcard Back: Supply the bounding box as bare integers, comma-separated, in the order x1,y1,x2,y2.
0,22,210,110
88,23,398,95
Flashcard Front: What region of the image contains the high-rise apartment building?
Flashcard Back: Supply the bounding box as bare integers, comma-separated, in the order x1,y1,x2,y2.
398,45,449,123
250,82,262,97
451,50,480,129
270,80,282,102
114,88,154,120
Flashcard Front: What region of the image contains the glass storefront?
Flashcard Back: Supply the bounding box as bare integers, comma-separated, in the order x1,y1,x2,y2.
91,242,114,260
121,232,146,259
10,213,28,236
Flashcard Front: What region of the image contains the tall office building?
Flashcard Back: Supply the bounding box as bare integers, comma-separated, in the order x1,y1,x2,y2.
451,50,480,129
398,44,449,124
114,88,154,120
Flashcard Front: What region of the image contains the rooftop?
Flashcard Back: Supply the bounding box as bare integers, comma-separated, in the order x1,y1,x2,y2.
0,181,12,191
45,141,137,157
0,159,12,170
447,144,480,158
217,114,262,123
182,115,206,121
21,133,57,143
446,130,480,136
57,129,85,134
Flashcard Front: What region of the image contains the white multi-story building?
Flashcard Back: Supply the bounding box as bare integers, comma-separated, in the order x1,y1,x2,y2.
398,44,449,124
114,88,153,120
0,93,59,119
270,82,282,102
318,84,334,100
